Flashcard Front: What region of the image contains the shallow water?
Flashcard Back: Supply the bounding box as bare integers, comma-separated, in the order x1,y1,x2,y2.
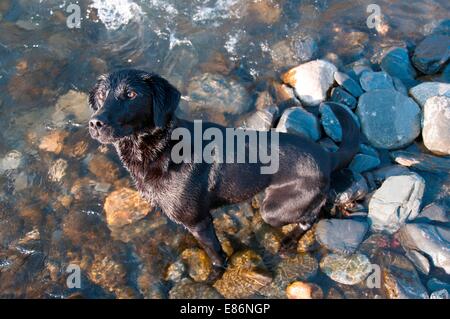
0,0,449,298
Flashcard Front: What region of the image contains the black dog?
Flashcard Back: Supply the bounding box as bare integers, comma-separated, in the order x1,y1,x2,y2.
88,69,360,267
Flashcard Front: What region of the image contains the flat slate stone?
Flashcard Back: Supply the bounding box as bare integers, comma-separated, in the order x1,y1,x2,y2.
315,219,368,254
334,71,364,97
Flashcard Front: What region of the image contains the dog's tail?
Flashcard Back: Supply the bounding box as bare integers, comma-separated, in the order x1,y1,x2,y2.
327,103,360,172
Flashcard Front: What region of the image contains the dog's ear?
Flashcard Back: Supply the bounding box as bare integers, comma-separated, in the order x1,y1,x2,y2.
143,73,181,128
88,74,107,111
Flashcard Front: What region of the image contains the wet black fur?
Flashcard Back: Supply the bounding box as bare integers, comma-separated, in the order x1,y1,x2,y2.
88,69,360,267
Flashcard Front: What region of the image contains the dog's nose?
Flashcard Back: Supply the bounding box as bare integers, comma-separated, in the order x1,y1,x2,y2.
89,118,104,129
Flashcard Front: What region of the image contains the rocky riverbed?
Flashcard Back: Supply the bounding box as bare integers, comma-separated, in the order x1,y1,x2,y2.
0,0,449,299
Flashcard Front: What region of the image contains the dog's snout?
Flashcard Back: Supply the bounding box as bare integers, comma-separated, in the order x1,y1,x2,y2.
89,118,105,129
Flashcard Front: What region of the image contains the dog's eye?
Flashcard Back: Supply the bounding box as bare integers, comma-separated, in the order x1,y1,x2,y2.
127,90,137,99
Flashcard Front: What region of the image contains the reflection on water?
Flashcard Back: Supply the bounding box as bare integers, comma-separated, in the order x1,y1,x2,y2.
0,0,449,298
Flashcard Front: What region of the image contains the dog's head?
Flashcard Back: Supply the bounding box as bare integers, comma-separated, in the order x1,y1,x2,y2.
88,69,180,144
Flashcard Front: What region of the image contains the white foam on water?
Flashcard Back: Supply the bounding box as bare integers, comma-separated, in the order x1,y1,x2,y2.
90,0,144,30
193,0,241,24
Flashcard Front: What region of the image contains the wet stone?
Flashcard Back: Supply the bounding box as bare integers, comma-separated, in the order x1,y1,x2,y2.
319,102,359,142
415,203,449,224
334,71,363,97
103,188,152,228
359,71,395,91
88,154,120,184
368,173,425,234
371,165,410,183
399,223,450,275
349,153,380,173
213,250,272,299
286,281,323,299
404,249,430,275
39,130,69,154
281,60,337,106
0,150,23,173
297,225,320,253
329,169,368,207
356,89,421,149
52,90,91,127
409,82,450,107
276,107,321,141
330,87,357,109
242,106,278,131
319,253,372,285
380,251,429,299
422,95,450,155
181,248,212,282
390,150,450,174
169,278,222,299
164,260,186,282
430,289,449,299
315,219,368,255
48,158,68,182
412,34,450,75
380,47,417,89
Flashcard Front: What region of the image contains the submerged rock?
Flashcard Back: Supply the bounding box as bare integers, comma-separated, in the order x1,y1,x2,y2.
52,90,91,127
371,165,411,183
356,89,421,149
315,219,368,254
319,102,359,142
39,130,69,154
276,107,321,141
169,278,222,299
320,253,372,285
259,253,318,298
181,248,212,282
404,249,430,275
103,188,152,228
48,158,68,182
359,71,395,91
329,169,368,207
399,223,450,275
422,95,450,155
0,150,23,173
409,82,450,107
286,281,323,299
281,60,337,106
412,34,450,75
368,173,425,234
213,250,272,298
380,251,429,299
430,289,449,299
185,73,251,117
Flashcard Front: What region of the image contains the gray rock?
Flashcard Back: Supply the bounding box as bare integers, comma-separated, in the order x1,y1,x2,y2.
334,71,364,97
416,203,449,224
185,73,251,116
409,82,450,107
276,107,321,141
359,144,379,158
412,34,450,75
242,106,278,131
356,89,421,149
0,150,23,173
319,253,372,285
404,249,431,275
371,165,410,183
368,173,425,234
392,77,408,95
360,71,395,91
281,60,337,106
430,289,449,299
427,278,450,292
319,102,359,142
292,34,318,63
380,47,417,89
390,150,450,174
349,154,380,173
162,44,199,90
399,223,450,274
330,87,357,109
315,219,368,254
422,95,450,155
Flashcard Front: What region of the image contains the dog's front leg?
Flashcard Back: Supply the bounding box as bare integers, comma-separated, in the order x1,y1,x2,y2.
187,217,227,268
